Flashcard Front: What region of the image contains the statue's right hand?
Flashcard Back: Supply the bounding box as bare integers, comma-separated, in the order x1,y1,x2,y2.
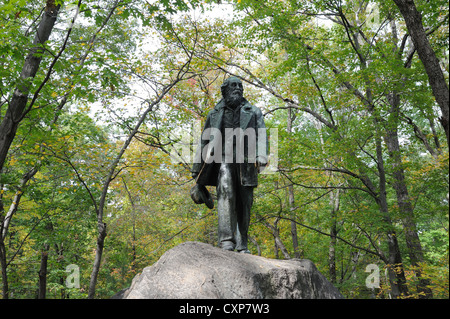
191,171,199,180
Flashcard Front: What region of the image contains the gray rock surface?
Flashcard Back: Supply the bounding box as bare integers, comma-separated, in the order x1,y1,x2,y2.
114,241,343,299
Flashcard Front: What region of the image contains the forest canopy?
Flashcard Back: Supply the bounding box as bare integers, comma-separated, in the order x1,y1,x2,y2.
0,0,448,299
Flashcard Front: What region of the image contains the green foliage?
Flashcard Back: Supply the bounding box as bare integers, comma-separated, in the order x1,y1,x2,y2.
0,0,448,299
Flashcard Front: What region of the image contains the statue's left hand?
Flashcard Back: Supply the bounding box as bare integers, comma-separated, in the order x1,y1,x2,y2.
256,157,267,172
256,157,267,167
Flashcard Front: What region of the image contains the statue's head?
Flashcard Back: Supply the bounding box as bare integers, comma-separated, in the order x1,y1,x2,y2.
221,76,244,108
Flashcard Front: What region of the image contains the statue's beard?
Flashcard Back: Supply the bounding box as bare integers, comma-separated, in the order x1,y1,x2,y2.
224,90,243,108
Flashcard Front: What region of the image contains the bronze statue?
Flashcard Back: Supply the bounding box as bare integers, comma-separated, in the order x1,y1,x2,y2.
191,77,268,253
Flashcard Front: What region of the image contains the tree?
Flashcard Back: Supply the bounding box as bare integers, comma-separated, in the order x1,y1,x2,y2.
392,0,449,148
0,0,62,172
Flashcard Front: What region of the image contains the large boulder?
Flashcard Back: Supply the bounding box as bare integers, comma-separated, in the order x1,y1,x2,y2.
114,241,343,299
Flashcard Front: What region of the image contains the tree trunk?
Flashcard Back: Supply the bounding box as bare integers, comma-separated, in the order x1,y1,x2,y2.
0,240,8,299
264,218,291,259
289,203,300,257
0,168,37,299
328,189,340,284
249,236,261,256
0,1,60,172
374,133,409,298
38,244,50,299
88,221,106,299
393,0,450,148
1,168,37,239
122,178,137,271
384,93,433,298
286,108,301,258
54,243,66,298
328,218,337,284
311,108,340,281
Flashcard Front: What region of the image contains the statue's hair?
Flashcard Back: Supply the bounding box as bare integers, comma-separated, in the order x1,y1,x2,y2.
221,76,243,97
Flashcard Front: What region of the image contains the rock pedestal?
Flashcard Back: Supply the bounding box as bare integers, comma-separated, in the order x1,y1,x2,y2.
113,241,343,299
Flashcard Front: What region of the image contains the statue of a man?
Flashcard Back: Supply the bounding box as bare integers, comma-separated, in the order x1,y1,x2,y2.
191,77,268,253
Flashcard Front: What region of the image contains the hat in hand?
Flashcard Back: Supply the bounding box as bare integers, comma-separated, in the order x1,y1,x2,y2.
190,184,214,209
